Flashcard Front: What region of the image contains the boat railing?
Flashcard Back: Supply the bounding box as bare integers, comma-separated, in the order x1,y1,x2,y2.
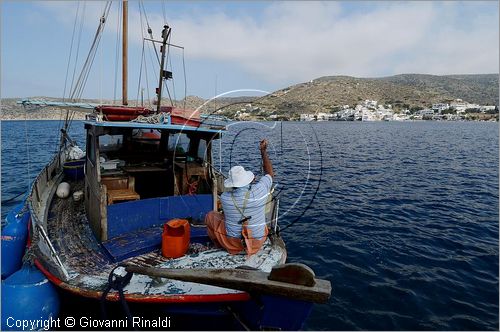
85,110,229,131
199,114,230,129
265,190,280,236
27,152,70,280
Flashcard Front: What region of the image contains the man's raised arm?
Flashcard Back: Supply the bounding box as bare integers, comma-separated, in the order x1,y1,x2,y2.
260,139,274,179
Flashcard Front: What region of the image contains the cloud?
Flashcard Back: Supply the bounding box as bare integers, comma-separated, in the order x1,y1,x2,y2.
37,1,499,86
168,1,499,82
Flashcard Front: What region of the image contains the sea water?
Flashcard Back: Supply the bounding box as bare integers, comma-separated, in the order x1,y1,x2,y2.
1,120,498,330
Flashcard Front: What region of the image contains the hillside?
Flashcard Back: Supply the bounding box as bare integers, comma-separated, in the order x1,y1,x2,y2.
2,73,497,120
0,96,257,120
234,73,499,115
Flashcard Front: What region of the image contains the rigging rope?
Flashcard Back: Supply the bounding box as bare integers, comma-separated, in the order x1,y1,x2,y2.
137,0,155,107
136,2,149,107
162,31,174,107
68,1,86,103
66,1,111,133
63,2,80,102
70,2,111,101
136,39,146,106
57,2,81,153
146,40,157,95
23,105,31,193
182,48,187,110
131,112,168,124
136,3,144,106
62,1,86,140
169,51,177,102
140,0,160,65
143,43,152,107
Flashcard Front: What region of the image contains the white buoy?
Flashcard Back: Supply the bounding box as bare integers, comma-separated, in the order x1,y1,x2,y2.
56,182,70,199
73,190,83,202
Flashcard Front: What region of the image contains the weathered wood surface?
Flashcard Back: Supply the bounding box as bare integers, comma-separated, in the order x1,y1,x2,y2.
268,263,316,287
125,264,332,303
106,188,140,205
47,180,112,276
45,186,287,296
40,171,287,299
101,175,140,204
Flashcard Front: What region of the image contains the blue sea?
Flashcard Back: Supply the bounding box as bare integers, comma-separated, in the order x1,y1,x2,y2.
2,120,498,330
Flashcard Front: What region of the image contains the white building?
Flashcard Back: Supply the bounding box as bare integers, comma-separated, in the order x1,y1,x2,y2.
432,103,449,112
419,109,435,117
316,112,331,121
480,106,496,113
363,100,378,109
300,114,315,121
450,99,468,111
393,113,410,121
465,103,480,110
362,109,377,121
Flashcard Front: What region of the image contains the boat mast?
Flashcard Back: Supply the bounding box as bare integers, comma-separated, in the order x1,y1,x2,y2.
122,0,128,105
156,25,171,112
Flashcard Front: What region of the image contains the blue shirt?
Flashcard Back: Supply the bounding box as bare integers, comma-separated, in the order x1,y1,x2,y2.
221,175,273,239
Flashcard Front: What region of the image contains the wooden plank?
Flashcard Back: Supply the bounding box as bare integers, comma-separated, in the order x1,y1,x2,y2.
100,184,108,241
125,264,332,304
268,263,316,287
106,188,140,205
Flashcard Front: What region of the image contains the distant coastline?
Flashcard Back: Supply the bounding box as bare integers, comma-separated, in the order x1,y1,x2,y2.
2,73,498,121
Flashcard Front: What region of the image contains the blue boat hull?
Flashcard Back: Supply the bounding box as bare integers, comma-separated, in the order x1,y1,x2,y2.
54,287,313,330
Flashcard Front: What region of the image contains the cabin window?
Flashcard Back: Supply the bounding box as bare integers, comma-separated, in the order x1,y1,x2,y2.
197,139,207,161
131,129,160,140
168,133,190,155
97,129,213,203
99,134,123,152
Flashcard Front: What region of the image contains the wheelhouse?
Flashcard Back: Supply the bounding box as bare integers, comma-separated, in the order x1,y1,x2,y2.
83,120,225,257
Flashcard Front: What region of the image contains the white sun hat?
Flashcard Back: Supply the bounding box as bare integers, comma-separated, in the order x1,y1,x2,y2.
224,165,255,188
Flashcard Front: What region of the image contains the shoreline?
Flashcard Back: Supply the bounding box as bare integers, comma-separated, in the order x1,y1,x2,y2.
1,118,497,122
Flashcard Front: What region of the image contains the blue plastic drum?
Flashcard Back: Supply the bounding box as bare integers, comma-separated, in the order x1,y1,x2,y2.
1,202,30,279
1,265,60,331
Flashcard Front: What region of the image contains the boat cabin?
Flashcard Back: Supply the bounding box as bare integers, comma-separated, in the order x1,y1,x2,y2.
83,118,225,260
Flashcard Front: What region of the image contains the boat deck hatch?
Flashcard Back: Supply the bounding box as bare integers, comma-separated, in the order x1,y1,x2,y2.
101,225,209,262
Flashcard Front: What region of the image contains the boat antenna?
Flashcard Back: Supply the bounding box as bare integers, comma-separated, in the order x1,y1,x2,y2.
156,25,172,112
122,0,128,105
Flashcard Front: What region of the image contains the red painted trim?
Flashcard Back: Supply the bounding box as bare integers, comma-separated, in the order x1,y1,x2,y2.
34,259,250,303
34,260,63,286
26,217,32,248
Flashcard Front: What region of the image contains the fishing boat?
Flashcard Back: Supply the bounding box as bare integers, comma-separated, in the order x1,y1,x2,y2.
10,1,331,330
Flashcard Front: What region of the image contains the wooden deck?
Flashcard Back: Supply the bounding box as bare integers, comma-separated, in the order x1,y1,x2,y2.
43,179,287,296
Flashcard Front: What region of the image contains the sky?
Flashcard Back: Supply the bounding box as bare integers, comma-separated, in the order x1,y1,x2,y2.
1,1,499,100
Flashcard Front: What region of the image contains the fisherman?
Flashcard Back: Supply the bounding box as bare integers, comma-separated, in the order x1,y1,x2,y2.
205,139,274,255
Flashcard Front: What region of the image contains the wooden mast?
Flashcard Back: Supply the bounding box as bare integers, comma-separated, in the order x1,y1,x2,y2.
122,0,128,105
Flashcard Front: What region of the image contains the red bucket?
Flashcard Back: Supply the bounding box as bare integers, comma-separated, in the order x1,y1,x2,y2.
161,219,190,258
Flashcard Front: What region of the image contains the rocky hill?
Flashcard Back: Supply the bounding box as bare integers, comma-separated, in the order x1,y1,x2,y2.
0,96,256,120
2,73,497,120
238,73,499,116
